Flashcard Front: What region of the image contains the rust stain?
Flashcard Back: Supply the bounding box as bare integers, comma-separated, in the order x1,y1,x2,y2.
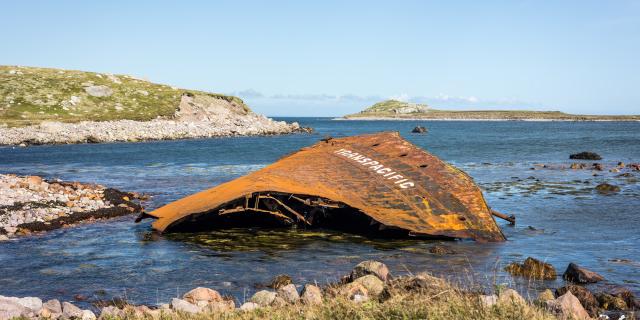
144,131,506,242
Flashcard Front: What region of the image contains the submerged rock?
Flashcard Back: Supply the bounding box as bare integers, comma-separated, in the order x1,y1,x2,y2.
570,152,602,160
563,263,605,283
595,183,621,194
428,245,456,255
411,126,427,134
505,257,556,280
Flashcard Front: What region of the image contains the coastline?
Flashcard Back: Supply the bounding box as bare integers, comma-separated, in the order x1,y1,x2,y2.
335,116,640,122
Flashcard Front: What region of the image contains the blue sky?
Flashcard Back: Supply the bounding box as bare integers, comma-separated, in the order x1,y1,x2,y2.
1,1,639,116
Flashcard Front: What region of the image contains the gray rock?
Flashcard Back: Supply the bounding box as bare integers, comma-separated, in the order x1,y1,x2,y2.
170,298,200,314
239,302,259,311
43,299,62,314
352,275,384,297
62,301,83,319
250,290,277,307
84,85,113,97
99,306,124,319
81,309,96,320
350,260,390,282
277,284,300,304
301,284,322,305
0,297,31,319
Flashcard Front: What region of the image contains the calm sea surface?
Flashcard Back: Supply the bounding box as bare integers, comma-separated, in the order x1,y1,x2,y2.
1,118,639,305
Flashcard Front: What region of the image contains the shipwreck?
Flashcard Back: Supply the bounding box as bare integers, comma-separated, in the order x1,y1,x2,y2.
140,132,509,242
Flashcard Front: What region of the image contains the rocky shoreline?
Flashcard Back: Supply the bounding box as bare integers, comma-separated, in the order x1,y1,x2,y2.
0,115,309,146
1,260,637,320
0,174,144,240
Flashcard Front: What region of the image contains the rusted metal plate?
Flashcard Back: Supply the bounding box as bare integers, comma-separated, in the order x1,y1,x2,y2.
146,132,506,242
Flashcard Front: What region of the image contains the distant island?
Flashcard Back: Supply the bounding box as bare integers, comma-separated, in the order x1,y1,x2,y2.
0,66,307,145
342,100,640,121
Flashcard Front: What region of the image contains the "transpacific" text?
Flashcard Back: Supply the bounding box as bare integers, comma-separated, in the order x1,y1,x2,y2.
333,148,415,189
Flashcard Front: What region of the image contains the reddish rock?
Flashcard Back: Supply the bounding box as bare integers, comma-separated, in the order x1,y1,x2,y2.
562,263,605,283
555,285,598,316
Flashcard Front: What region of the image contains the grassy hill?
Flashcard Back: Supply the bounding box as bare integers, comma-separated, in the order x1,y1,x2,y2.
0,66,248,127
345,99,640,121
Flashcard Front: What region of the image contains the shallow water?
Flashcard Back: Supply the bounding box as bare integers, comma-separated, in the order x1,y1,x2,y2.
1,119,639,306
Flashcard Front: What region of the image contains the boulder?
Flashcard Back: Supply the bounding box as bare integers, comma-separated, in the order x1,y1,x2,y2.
268,274,293,290
270,297,287,307
596,293,628,310
239,302,259,311
42,299,62,318
301,284,322,305
182,287,223,304
351,275,385,297
277,284,300,304
497,289,526,306
350,260,390,282
62,301,84,319
546,291,590,320
556,285,598,316
504,257,557,280
81,309,96,320
607,286,637,309
249,290,277,307
170,298,200,314
595,183,620,194
0,297,31,319
411,126,427,134
99,306,125,319
206,300,235,313
563,263,605,283
570,152,602,160
339,282,369,301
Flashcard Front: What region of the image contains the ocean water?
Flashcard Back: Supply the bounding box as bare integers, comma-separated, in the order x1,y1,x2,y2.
0,118,639,306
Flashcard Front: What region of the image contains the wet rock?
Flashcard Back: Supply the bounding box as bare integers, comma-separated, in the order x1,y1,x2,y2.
411,126,427,134
239,302,259,311
301,284,322,305
607,286,637,309
595,183,621,194
250,290,277,307
563,263,605,283
504,257,557,280
546,291,590,320
479,294,498,308
596,293,628,310
497,289,526,306
268,274,292,290
428,245,456,255
570,163,588,170
277,284,300,304
350,260,390,282
628,163,640,171
170,298,200,314
556,285,598,316
616,173,634,178
62,301,83,319
570,152,602,160
182,287,223,304
593,163,604,171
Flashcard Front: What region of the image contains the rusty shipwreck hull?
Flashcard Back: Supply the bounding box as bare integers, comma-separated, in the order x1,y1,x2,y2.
144,132,506,242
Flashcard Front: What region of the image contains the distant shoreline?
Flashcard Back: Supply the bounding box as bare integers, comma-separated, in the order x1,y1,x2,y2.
334,116,640,122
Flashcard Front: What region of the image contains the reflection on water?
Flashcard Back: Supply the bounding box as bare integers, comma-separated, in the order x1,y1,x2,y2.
0,119,639,306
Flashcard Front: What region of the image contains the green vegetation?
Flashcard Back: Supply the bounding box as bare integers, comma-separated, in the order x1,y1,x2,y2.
346,99,640,121
0,66,248,127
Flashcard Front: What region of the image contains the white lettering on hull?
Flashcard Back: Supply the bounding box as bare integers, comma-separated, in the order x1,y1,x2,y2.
333,148,415,189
